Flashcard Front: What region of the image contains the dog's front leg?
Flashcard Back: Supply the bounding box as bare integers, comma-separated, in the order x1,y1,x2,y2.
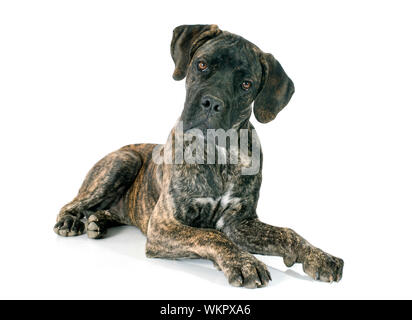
145,199,271,288
222,218,344,282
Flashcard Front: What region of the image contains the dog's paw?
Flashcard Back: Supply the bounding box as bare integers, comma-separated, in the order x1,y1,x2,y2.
302,248,344,282
220,252,271,289
86,215,107,239
54,215,85,237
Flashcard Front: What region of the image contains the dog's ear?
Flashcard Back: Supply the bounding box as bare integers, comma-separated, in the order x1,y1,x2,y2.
171,24,221,81
253,52,295,123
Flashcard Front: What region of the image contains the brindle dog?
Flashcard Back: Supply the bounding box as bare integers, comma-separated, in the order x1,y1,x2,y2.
54,25,343,288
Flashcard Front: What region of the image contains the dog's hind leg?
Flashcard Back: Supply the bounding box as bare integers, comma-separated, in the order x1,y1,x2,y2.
54,147,142,237
86,210,124,239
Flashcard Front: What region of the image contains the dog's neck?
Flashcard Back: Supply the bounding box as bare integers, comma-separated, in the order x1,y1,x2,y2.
160,119,259,172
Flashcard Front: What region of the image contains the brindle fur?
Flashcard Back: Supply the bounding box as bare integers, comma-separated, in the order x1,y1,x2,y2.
54,25,343,288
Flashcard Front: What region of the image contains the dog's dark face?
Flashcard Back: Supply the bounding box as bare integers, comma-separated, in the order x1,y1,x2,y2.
170,25,295,132
181,34,263,131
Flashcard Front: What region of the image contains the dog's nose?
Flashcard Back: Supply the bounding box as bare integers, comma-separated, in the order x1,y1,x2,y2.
201,95,224,113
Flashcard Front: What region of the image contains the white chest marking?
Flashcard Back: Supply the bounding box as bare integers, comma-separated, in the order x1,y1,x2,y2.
193,184,241,230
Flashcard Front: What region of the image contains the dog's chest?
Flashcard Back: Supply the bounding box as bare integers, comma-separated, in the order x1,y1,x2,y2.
171,164,251,229
189,184,242,228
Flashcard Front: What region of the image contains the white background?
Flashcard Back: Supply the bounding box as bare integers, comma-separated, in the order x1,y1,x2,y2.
1,0,411,299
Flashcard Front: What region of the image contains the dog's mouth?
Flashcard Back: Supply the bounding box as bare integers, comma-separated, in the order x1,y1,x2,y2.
181,97,231,132
182,118,228,133
183,119,209,132
182,111,214,131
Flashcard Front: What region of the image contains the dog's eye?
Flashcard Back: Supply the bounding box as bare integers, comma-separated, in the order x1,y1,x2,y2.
241,81,252,91
197,61,208,71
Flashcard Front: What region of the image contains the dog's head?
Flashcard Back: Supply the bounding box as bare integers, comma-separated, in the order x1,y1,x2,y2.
171,24,295,132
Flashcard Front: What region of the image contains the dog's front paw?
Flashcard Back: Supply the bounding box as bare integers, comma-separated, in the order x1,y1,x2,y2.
302,248,344,282
219,252,271,288
54,215,85,237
